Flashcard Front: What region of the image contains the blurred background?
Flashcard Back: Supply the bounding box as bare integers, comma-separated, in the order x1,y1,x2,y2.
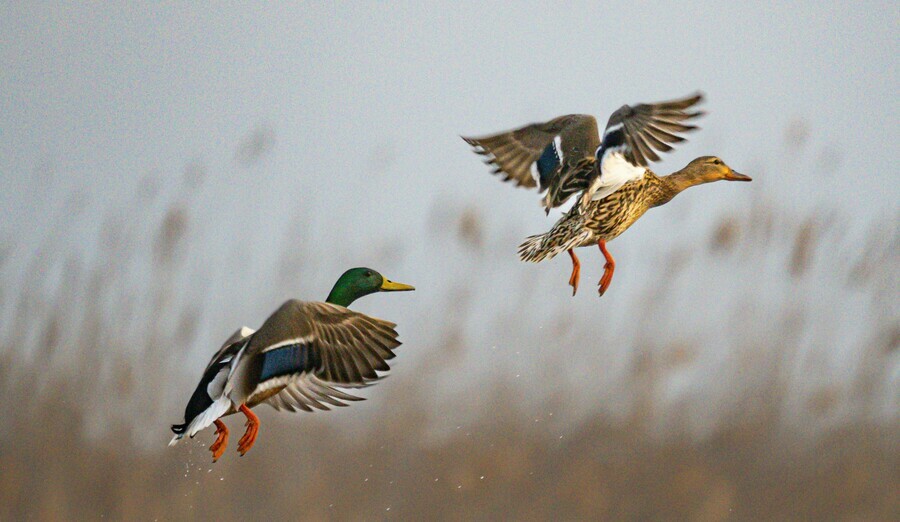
1,2,897,520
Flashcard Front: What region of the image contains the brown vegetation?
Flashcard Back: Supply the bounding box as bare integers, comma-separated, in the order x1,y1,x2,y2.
1,171,896,520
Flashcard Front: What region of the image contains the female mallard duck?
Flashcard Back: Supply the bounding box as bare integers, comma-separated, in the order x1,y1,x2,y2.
518,155,751,295
169,268,414,461
463,93,750,296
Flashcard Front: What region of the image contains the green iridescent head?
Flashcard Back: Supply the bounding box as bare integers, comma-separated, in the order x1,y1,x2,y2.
325,267,415,307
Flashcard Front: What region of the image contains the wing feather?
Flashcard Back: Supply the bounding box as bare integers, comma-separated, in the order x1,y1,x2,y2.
600,92,705,168
239,300,402,415
463,114,600,210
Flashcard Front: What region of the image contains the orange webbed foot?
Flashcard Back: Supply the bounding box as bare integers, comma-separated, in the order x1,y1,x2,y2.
209,419,229,462
567,249,581,296
597,240,616,297
236,404,260,456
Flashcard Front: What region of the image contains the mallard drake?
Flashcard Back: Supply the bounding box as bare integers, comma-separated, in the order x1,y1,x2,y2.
464,93,750,296
169,268,414,461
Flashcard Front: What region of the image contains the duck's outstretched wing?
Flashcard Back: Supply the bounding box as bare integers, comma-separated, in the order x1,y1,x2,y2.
602,92,704,166
232,300,401,413
462,114,600,210
588,93,705,203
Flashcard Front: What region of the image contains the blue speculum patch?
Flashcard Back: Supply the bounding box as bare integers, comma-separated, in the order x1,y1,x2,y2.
259,342,319,381
536,141,560,188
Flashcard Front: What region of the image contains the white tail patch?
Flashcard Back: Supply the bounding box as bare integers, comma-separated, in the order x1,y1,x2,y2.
168,396,232,447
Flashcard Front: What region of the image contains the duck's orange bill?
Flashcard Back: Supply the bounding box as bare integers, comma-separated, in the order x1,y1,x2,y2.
724,171,752,181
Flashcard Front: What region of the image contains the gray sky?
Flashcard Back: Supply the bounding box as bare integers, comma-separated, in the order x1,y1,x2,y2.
3,2,896,209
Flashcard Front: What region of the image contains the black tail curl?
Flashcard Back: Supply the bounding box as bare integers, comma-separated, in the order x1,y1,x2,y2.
171,423,187,435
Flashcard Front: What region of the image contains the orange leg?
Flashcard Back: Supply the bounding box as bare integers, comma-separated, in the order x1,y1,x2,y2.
597,240,616,296
209,419,229,463
567,249,581,296
237,403,260,456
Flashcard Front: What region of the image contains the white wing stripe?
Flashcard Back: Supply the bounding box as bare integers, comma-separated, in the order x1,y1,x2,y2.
260,334,315,353
264,374,364,413
602,122,624,138
553,135,564,163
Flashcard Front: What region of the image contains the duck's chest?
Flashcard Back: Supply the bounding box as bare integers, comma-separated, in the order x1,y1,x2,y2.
583,182,655,240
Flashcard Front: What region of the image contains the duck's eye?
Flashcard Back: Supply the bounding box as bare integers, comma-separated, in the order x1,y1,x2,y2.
712,158,721,165
364,271,372,277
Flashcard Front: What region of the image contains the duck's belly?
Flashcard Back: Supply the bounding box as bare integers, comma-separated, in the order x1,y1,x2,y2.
583,195,651,241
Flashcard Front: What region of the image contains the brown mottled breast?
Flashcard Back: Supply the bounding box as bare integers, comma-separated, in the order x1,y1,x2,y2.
583,172,671,241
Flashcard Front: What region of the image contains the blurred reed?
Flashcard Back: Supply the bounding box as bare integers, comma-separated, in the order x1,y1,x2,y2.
0,157,896,520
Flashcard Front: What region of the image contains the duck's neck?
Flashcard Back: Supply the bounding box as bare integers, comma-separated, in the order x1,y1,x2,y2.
325,285,361,308
655,166,714,206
